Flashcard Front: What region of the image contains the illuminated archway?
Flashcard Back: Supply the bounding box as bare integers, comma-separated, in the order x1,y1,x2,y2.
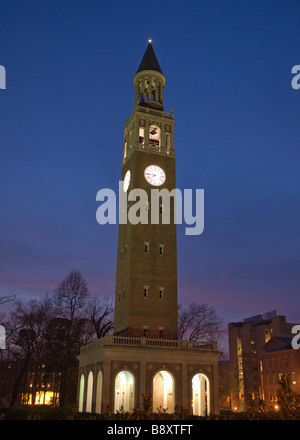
86,371,93,413
78,374,85,412
153,370,174,413
192,373,210,416
114,370,134,413
95,371,103,414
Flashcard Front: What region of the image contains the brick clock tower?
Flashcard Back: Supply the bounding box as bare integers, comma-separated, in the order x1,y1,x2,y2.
114,41,177,340
77,42,220,417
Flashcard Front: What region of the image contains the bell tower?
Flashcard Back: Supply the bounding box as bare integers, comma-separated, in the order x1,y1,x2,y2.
78,42,220,417
114,41,177,339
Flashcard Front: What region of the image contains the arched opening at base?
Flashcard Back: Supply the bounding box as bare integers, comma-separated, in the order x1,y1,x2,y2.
192,373,210,416
153,370,174,413
114,370,134,413
95,371,103,414
78,374,85,412
86,371,93,413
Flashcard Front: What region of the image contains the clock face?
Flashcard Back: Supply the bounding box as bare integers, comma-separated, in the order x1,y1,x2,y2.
144,165,166,186
123,170,131,192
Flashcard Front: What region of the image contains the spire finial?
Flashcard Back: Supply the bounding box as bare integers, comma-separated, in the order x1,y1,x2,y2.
136,41,163,74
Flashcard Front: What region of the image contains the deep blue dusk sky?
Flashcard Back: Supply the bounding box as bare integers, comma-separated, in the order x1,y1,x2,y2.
0,1,299,351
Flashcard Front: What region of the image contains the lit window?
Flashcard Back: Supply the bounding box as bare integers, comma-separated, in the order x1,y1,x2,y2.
149,125,160,147
123,142,127,160
139,127,144,144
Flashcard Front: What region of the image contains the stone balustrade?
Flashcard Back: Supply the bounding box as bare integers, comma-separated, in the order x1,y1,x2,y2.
80,334,217,355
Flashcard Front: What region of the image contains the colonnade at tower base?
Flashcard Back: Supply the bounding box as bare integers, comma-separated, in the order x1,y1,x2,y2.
77,335,220,416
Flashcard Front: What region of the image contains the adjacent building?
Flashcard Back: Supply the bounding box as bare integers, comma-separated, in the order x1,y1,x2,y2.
219,311,299,411
259,337,300,406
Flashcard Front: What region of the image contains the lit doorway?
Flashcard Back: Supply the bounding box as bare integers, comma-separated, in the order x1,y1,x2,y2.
114,370,134,413
78,374,84,412
153,370,175,413
86,371,93,413
192,373,210,416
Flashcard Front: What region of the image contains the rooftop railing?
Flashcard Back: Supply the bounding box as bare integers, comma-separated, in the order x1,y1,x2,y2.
80,335,217,356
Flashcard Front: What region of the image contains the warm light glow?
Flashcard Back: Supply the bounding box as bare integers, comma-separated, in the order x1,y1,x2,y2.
192,373,210,417
153,370,174,413
148,39,152,43
22,391,57,405
114,370,134,413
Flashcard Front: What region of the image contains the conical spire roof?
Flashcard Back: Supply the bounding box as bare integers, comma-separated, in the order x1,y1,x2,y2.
136,41,163,74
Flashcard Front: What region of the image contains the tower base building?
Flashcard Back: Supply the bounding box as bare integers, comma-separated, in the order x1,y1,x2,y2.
77,42,220,416
77,335,220,416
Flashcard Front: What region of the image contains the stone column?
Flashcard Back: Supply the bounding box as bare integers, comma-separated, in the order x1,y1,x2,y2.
102,359,112,412
160,123,165,152
181,362,188,410
134,80,138,106
139,360,146,409
145,119,149,147
82,367,88,412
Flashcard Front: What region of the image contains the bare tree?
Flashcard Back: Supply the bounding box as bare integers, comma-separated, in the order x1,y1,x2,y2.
53,270,89,322
1,271,115,408
51,270,90,407
8,295,52,406
0,292,16,322
178,303,224,341
88,295,114,340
